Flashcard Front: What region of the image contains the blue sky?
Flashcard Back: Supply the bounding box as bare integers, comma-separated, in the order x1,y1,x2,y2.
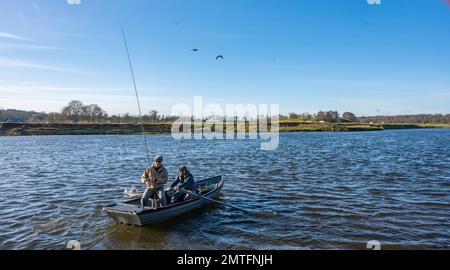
0,0,449,116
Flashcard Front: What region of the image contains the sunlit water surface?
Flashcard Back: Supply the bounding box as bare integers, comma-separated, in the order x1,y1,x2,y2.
0,129,449,250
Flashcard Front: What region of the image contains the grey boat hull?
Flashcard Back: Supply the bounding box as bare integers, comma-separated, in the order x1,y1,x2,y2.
103,175,224,226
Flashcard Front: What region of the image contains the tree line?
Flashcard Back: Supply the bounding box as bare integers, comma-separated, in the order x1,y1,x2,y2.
282,111,450,124
357,114,450,124
1,101,450,124
0,100,178,124
283,111,357,123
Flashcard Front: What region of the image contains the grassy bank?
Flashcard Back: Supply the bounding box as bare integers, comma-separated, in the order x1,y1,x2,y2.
0,123,172,136
385,123,450,129
1,122,449,136
279,123,384,132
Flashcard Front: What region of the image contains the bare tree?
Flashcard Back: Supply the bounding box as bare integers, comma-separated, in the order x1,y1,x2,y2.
62,100,84,123
342,112,357,122
317,111,339,123
90,104,107,123
288,112,300,119
149,110,159,123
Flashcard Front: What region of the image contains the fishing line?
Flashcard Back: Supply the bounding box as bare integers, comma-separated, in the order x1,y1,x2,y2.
122,28,151,165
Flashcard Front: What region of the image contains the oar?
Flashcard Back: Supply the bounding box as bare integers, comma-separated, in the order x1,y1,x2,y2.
181,190,263,215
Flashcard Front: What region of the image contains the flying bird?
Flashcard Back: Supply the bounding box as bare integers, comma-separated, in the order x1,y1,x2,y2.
216,55,224,60
192,48,198,52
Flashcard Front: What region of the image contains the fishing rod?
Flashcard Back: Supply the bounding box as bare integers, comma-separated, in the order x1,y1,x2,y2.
121,29,151,165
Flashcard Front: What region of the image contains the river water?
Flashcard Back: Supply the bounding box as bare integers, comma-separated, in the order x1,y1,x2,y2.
0,129,449,250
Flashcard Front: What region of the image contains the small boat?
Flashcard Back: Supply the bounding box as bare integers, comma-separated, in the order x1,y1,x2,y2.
103,175,224,226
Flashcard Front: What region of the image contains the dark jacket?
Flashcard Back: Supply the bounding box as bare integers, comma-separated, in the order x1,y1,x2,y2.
171,172,195,191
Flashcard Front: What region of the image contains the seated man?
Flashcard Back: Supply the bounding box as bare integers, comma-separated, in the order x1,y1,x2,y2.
168,166,195,203
140,155,168,208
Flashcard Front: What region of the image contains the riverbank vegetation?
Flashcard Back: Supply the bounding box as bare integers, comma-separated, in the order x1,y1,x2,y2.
1,100,449,136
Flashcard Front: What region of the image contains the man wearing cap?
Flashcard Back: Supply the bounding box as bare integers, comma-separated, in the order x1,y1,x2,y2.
140,155,169,208
168,165,196,203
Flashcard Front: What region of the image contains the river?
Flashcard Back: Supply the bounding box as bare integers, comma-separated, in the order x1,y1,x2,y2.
0,129,449,250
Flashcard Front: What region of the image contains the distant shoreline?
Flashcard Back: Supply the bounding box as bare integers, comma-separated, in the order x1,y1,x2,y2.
1,122,449,136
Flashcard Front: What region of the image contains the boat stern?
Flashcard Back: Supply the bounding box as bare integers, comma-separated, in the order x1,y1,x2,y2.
103,205,144,226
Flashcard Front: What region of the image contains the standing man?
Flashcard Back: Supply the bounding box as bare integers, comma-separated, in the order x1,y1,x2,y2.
140,155,168,208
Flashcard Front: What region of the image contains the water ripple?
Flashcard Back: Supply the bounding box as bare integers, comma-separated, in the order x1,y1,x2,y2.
0,130,449,249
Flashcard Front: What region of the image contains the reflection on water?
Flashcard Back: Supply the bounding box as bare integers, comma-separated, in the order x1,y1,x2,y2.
0,129,449,250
